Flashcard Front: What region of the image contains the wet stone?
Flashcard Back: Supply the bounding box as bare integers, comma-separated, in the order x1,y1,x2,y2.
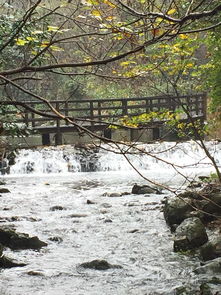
163,197,194,228
0,255,26,268
0,226,47,250
104,219,113,223
69,213,87,218
128,229,139,233
26,271,44,276
79,259,122,270
101,203,112,208
49,236,63,243
108,193,122,198
174,217,208,252
50,206,66,211
200,237,221,261
132,184,161,195
86,200,95,204
0,188,10,193
194,257,221,274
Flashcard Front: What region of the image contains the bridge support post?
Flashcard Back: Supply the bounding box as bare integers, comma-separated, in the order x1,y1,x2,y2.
55,119,62,145
55,101,62,145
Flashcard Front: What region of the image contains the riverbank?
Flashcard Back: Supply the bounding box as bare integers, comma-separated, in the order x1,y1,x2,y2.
163,178,221,294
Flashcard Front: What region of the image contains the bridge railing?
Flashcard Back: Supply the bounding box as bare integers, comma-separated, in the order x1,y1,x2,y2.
0,93,207,129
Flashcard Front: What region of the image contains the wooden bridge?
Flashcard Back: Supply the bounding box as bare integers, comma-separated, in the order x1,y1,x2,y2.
1,93,207,145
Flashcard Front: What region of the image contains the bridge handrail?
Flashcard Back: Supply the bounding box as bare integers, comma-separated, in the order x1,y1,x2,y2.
0,93,207,128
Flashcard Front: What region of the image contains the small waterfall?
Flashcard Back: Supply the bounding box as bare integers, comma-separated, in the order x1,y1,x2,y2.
7,141,221,175
10,148,81,174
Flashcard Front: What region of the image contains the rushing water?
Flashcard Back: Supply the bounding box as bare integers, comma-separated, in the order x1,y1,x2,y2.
1,141,221,295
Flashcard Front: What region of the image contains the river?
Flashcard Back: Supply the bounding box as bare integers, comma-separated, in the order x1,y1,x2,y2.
0,141,220,295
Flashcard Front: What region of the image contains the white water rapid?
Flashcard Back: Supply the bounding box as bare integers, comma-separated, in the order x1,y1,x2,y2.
0,141,221,295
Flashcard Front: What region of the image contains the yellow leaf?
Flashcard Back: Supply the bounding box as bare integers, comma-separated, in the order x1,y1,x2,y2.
120,61,136,67
50,45,64,51
91,10,101,17
186,63,194,68
15,39,28,46
105,15,115,21
47,26,59,32
167,8,176,15
31,30,43,35
26,36,37,42
82,0,99,5
103,0,116,8
40,42,50,48
179,34,188,39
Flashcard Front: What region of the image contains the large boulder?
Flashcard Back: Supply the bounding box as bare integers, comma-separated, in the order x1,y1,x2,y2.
163,196,194,228
0,226,47,250
200,237,221,261
174,217,208,252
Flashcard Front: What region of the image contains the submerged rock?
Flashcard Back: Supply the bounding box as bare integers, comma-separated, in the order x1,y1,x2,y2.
79,259,122,270
174,217,208,252
50,205,65,211
0,226,47,250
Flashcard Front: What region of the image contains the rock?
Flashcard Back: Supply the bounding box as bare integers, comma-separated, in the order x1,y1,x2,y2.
201,183,221,194
0,256,26,268
101,203,112,208
108,193,122,198
163,197,194,228
187,181,202,189
128,229,139,233
199,283,213,295
86,200,95,204
0,188,10,193
178,191,203,200
26,271,44,276
0,243,3,256
0,181,6,185
49,236,63,243
69,213,87,218
79,259,122,270
132,184,161,195
174,217,208,252
200,237,221,261
194,257,221,274
50,205,65,211
204,193,221,214
0,226,47,250
195,193,221,222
